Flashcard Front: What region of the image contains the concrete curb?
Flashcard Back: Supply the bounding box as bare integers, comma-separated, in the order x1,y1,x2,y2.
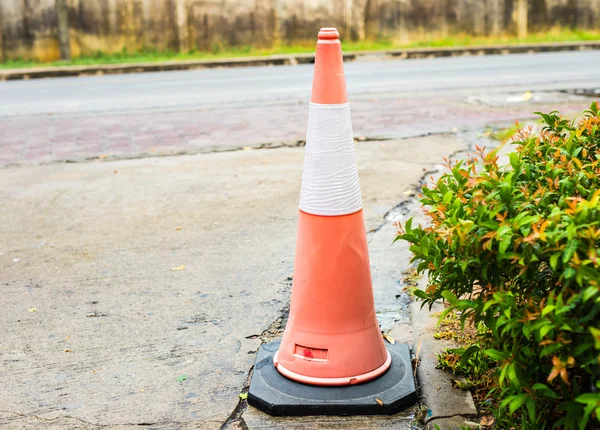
411,277,479,430
1,41,599,81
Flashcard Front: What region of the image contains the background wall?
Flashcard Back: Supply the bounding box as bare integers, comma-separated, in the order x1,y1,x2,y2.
0,0,599,61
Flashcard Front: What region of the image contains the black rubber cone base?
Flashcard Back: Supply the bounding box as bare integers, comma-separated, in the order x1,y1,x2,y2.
247,340,417,416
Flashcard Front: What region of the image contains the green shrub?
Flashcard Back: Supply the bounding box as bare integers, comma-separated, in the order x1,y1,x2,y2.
397,102,600,429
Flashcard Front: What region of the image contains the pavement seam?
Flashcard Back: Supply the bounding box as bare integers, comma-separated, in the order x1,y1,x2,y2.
424,413,479,424
0,409,107,427
0,410,191,427
220,365,253,430
226,277,291,428
0,132,446,170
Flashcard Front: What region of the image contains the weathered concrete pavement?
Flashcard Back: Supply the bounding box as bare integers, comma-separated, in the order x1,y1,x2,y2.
1,134,468,429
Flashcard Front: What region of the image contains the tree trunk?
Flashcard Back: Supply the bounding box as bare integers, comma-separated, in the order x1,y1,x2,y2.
0,2,5,62
344,0,352,40
489,0,502,36
55,0,71,60
176,0,189,52
516,0,528,38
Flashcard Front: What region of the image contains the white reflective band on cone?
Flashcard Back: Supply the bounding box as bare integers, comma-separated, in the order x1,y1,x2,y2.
299,103,363,216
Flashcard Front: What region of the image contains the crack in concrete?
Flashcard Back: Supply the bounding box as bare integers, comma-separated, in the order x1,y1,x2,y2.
0,410,106,427
225,276,292,428
0,131,448,170
0,409,189,427
425,412,479,424
244,277,291,342
220,366,253,430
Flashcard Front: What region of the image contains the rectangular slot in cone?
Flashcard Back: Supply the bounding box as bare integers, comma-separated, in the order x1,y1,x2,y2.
293,344,328,362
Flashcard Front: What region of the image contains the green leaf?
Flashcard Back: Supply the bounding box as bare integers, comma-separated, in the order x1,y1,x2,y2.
499,235,512,254
540,324,553,339
562,240,579,264
459,344,480,366
484,348,505,361
575,393,600,405
176,374,188,383
589,327,600,349
532,383,559,399
239,392,248,400
517,215,539,228
482,220,500,230
436,306,454,329
509,394,528,414
441,290,459,306
507,363,521,389
443,191,453,205
413,289,428,300
509,152,521,171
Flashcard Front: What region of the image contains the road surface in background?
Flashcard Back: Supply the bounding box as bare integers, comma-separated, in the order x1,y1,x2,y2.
0,51,598,165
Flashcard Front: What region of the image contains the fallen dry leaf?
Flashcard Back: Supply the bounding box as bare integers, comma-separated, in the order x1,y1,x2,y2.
382,333,395,344
413,336,423,377
170,266,185,271
480,415,495,426
64,349,73,353
375,398,384,406
175,227,182,231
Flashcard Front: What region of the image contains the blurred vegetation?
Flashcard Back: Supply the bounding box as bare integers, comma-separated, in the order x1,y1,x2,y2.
1,28,599,69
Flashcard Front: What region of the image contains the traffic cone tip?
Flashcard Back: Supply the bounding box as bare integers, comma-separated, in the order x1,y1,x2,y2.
318,28,339,40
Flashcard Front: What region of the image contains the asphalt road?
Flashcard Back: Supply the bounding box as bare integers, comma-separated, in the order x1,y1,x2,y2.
1,51,599,118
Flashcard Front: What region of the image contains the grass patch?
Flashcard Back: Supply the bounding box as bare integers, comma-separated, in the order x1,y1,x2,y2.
433,309,499,426
1,27,599,70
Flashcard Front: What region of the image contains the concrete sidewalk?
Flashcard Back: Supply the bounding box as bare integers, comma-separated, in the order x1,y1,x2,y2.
0,133,469,429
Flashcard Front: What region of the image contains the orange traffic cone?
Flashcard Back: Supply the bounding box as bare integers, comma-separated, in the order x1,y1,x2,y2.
273,27,390,386
248,28,416,416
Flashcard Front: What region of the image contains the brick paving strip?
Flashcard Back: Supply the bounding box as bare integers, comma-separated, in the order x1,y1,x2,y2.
0,96,591,167
0,96,586,166
1,41,599,81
